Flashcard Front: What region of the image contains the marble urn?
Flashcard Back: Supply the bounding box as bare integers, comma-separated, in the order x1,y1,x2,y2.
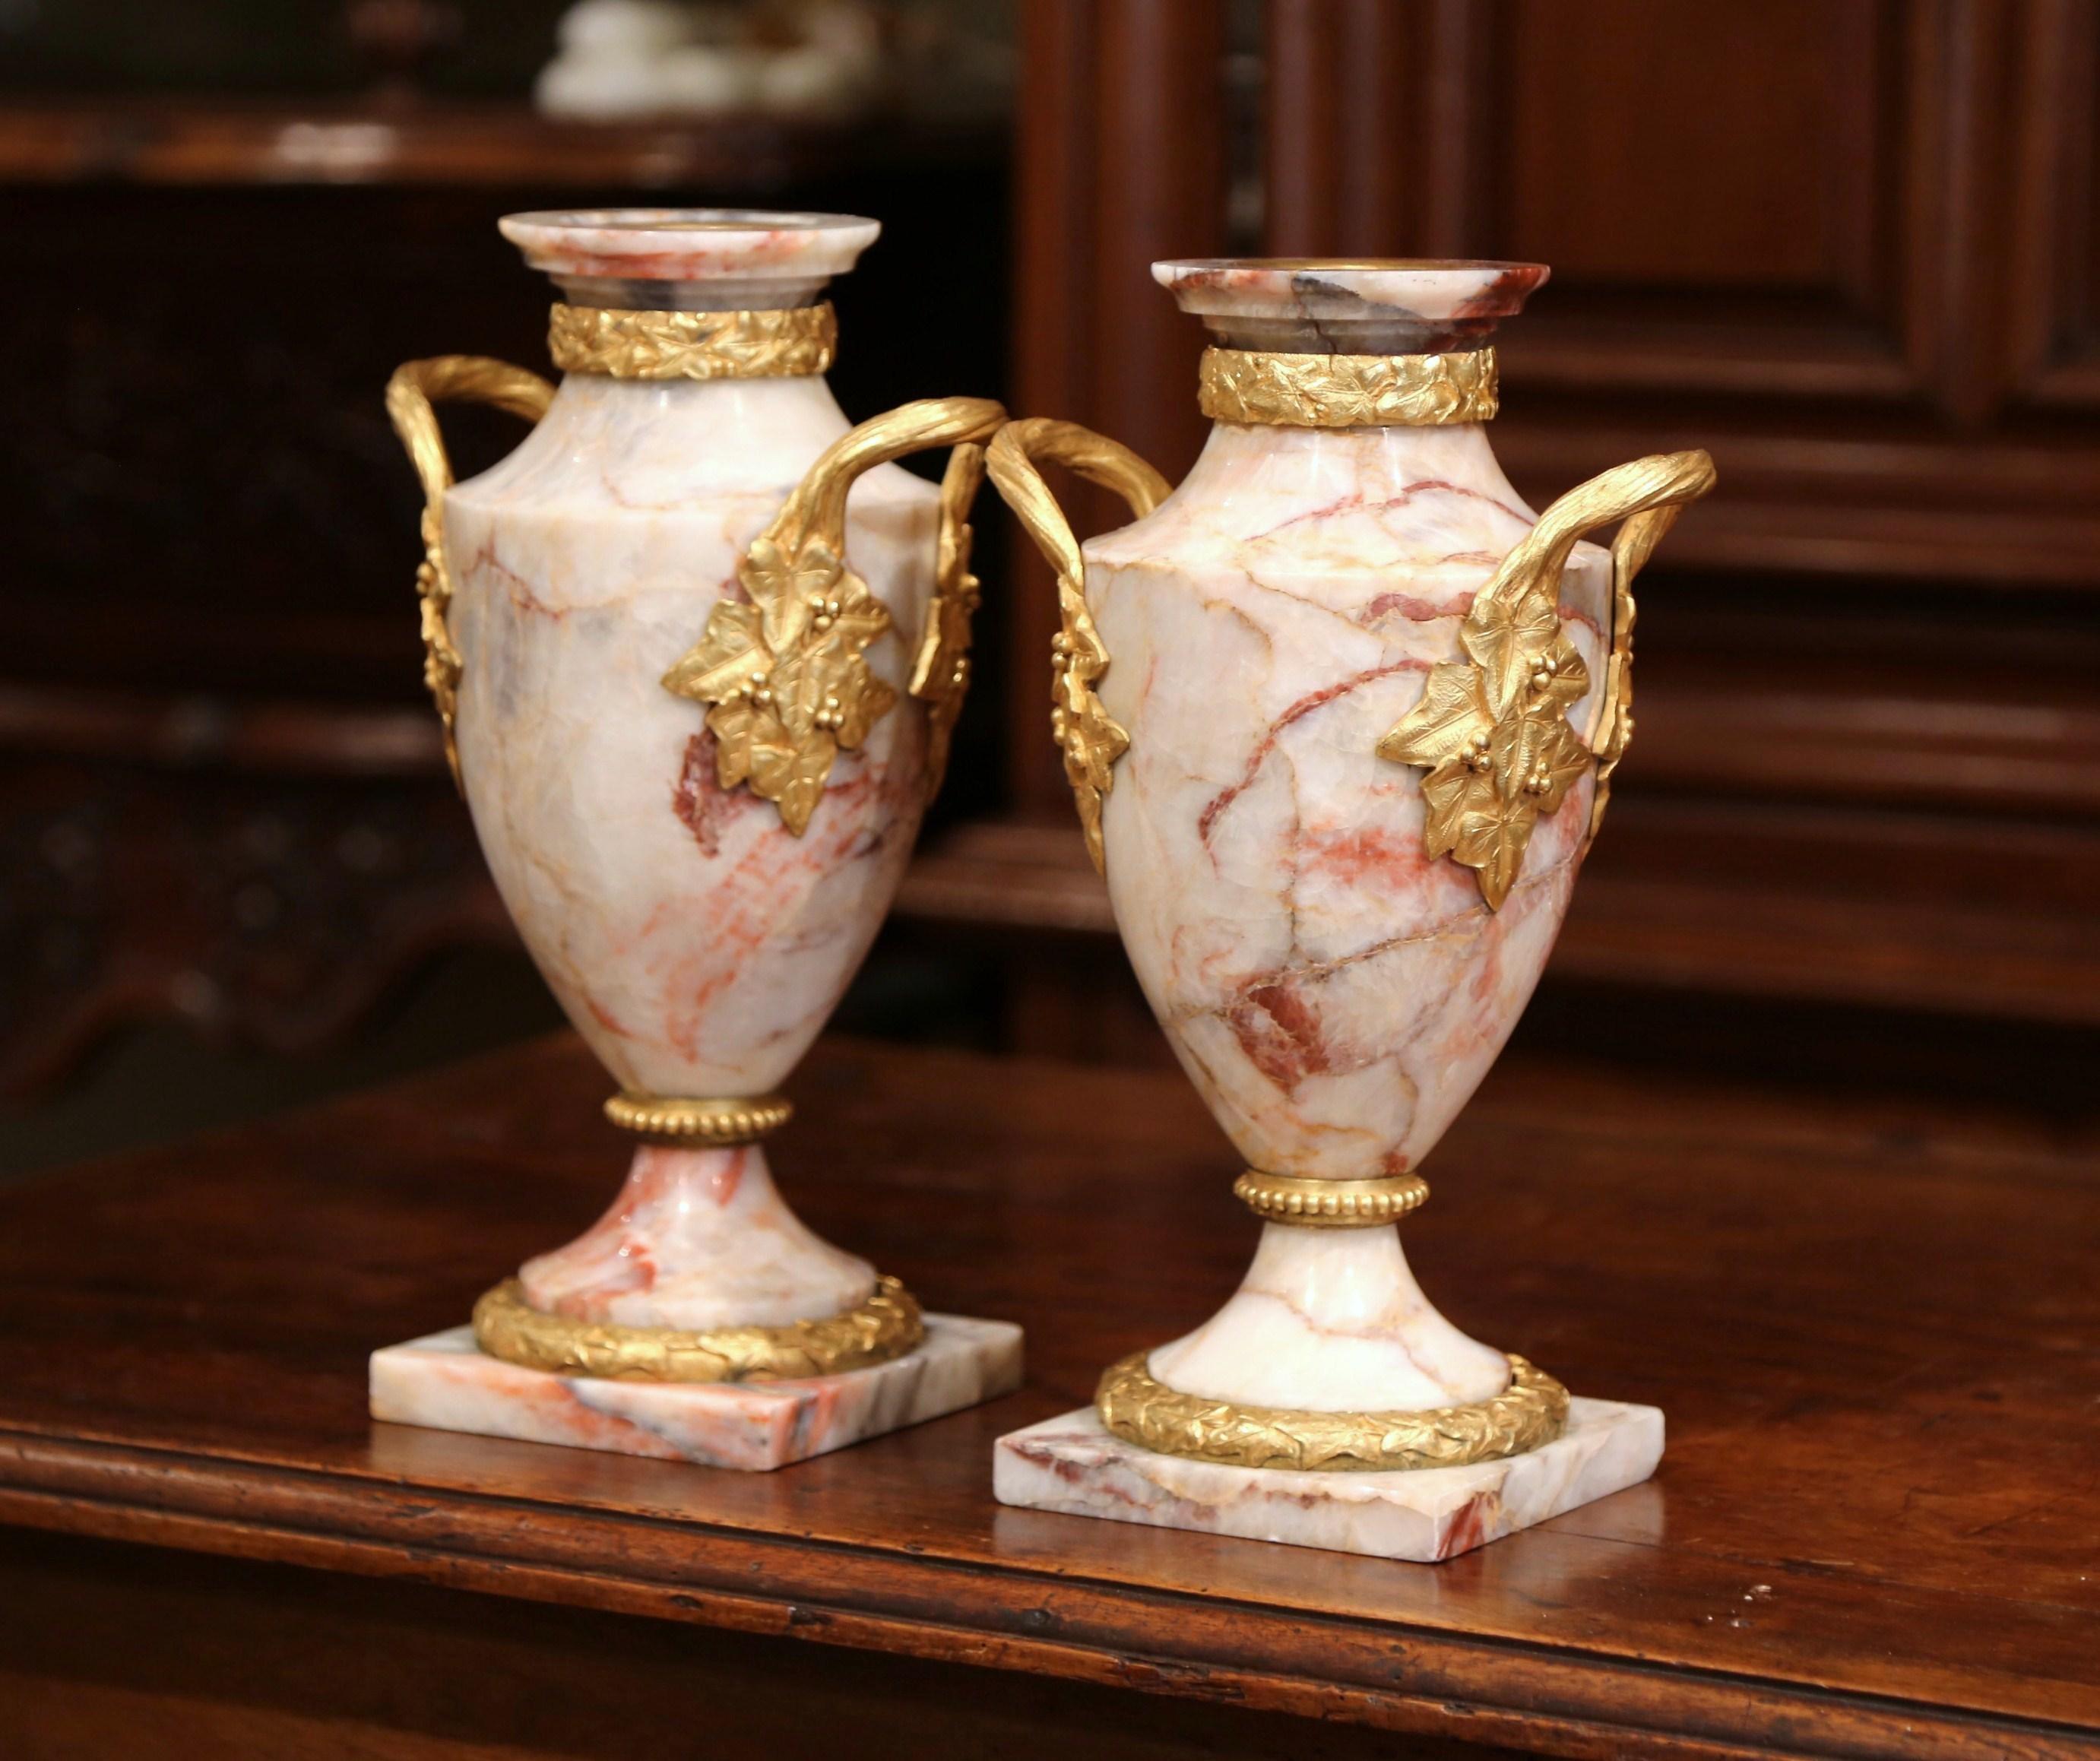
368,210,1019,1467
988,260,1714,1559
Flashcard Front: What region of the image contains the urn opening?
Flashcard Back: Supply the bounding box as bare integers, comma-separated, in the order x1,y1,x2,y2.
1154,257,1549,356
501,207,879,311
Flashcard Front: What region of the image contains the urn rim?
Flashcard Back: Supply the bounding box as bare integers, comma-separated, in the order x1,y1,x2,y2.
501,207,880,309
1153,256,1548,308
1153,258,1550,353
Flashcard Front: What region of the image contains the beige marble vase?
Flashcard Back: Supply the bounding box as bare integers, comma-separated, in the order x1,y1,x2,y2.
368,210,1019,1467
988,260,1714,1557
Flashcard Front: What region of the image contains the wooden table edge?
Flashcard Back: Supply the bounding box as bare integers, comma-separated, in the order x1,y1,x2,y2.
2,1425,2092,1761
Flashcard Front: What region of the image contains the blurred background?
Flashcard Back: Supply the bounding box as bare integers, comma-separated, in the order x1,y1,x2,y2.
2,0,2095,1176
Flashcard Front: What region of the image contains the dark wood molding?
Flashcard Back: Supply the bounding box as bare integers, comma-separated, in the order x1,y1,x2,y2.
0,683,445,775
0,691,509,1094
1262,0,1411,255
0,97,999,190
1242,0,2100,555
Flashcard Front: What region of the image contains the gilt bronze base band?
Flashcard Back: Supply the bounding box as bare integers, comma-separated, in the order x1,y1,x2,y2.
603,1091,793,1143
549,301,837,379
472,1274,924,1383
1094,1351,1569,1472
1199,346,1498,427
1234,1169,1430,1227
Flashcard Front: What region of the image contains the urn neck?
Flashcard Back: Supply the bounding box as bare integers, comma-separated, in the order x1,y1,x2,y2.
450,372,860,508
1174,415,1521,514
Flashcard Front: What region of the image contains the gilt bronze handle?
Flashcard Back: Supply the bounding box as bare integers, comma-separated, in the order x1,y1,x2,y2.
985,417,1171,875
659,397,1007,835
384,356,556,785
1377,449,1716,908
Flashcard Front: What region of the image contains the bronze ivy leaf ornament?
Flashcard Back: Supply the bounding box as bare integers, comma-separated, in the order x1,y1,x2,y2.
1379,449,1718,910
1197,349,1500,429
1049,578,1129,869
1384,632,1593,911
663,531,897,838
412,507,464,746
660,397,1007,838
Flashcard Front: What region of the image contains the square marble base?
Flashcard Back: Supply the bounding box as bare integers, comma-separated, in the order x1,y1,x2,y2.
372,1313,1023,1471
994,1395,1661,1562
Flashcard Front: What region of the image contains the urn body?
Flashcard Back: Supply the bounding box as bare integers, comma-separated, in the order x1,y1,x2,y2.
445,373,937,1098
1086,419,1608,1183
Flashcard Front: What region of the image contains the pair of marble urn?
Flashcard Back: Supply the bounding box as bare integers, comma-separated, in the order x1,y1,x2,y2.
368,211,1714,1563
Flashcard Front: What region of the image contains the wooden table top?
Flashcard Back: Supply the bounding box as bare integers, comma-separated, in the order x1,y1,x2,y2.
1,1033,2095,1759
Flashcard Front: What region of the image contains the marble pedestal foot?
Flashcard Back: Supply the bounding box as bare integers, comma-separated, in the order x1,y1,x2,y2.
372,1314,1022,1471
994,1395,1660,1562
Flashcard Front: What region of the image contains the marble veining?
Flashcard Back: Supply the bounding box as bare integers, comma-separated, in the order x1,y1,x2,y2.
1147,1221,1508,1410
447,373,938,1107
995,1395,1660,1562
1085,420,1609,1187
518,1142,876,1329
500,207,879,308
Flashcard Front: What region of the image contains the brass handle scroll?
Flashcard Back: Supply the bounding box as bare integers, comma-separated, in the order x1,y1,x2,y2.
660,396,1006,836
910,441,993,795
1577,451,1717,846
986,418,1173,875
1377,448,1715,910
385,356,556,787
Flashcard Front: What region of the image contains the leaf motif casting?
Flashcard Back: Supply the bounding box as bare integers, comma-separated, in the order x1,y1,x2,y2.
1380,622,1594,911
1199,347,1499,428
547,302,838,382
663,531,898,838
1095,1349,1569,1471
475,1273,924,1383
1378,450,1718,910
1050,579,1131,867
660,397,1006,837
412,505,464,749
